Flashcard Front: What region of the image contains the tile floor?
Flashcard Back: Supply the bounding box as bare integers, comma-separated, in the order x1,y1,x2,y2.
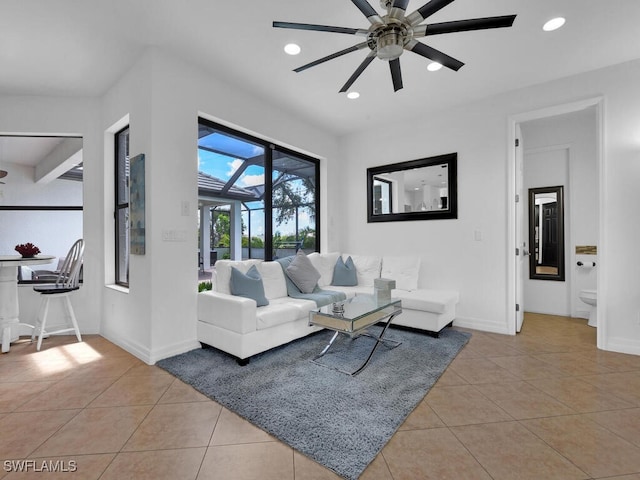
1,313,640,479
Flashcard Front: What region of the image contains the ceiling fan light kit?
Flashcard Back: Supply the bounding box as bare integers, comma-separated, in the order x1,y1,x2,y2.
274,0,516,92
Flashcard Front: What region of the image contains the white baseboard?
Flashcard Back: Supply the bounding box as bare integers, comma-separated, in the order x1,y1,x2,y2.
100,327,153,364
603,336,640,356
100,327,200,365
149,339,201,364
453,316,511,335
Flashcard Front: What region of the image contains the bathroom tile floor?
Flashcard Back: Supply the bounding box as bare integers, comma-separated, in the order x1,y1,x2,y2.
2,313,640,479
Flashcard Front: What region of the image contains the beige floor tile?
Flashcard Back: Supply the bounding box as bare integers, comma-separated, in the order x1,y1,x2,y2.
16,376,118,411
474,381,575,419
65,355,146,381
580,372,640,406
578,349,640,372
452,421,588,480
585,408,640,447
100,448,206,480
425,385,513,426
433,367,468,386
449,357,521,384
121,364,173,377
210,408,273,446
158,378,211,404
124,401,222,451
31,405,151,457
88,373,174,407
198,442,294,480
382,428,492,479
533,352,614,376
359,454,394,480
398,398,445,430
293,451,343,479
528,376,634,413
487,354,566,380
3,454,115,480
521,415,640,478
0,409,80,459
0,381,56,413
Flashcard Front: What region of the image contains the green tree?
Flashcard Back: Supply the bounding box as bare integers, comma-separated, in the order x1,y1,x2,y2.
272,177,315,227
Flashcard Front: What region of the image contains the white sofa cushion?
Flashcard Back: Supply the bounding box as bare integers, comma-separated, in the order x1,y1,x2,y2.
215,259,262,295
381,256,420,291
256,298,306,330
392,289,459,314
307,252,340,287
343,254,382,287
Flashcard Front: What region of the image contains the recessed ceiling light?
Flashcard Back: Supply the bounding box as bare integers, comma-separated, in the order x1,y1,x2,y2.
427,62,442,72
543,17,565,32
347,92,360,99
284,43,301,55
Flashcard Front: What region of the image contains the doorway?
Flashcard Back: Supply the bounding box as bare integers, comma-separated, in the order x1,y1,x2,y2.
508,98,604,344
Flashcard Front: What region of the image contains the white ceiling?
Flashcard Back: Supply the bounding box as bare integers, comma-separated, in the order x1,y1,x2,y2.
0,136,65,167
1,0,640,139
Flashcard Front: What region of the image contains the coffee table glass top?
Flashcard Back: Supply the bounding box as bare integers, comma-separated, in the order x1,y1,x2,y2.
310,294,402,334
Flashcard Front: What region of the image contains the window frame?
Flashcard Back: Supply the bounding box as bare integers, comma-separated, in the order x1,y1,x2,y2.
114,125,130,287
198,118,320,260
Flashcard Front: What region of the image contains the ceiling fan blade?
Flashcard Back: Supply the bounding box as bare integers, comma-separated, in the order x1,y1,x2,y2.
414,15,517,37
339,51,376,92
351,0,384,25
273,21,368,36
392,0,411,10
388,0,411,20
406,40,464,71
294,42,369,73
406,0,455,26
389,58,403,91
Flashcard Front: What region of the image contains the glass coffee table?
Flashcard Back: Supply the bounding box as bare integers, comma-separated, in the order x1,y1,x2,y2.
308,294,402,375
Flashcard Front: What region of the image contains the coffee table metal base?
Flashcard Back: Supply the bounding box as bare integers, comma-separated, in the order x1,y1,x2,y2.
313,312,401,375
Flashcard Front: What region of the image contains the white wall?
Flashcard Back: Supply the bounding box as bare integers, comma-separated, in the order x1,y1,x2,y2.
0,95,103,335
521,108,599,319
100,49,341,363
339,59,640,355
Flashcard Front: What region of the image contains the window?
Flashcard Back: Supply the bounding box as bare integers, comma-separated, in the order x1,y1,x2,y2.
197,119,319,262
115,126,130,286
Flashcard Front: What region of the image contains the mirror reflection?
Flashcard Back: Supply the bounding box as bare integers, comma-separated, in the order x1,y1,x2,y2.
367,153,457,222
528,185,565,281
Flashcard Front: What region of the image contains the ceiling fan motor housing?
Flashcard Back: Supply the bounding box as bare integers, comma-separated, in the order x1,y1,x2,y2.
375,24,408,61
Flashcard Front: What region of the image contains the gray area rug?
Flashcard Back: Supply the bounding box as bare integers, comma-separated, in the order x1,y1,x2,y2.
157,326,470,479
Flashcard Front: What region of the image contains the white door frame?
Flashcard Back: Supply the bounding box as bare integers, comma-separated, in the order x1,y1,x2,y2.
506,97,605,347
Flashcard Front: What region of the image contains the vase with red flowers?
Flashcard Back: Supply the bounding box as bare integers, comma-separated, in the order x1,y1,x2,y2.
15,243,41,258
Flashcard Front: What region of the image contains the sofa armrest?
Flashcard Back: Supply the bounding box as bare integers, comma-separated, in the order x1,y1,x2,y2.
197,291,257,334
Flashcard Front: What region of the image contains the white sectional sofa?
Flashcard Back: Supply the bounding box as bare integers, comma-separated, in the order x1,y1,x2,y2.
197,252,459,363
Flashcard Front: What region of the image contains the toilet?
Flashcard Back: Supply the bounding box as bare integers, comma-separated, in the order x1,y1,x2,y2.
579,289,597,327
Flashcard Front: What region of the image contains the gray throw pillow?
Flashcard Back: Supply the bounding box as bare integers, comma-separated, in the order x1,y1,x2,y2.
331,255,358,286
230,265,269,306
285,250,321,294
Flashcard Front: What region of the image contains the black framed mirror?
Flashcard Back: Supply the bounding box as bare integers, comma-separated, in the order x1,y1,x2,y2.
528,185,565,281
367,153,457,222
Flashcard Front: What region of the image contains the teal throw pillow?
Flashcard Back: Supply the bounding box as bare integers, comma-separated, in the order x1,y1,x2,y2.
230,265,269,307
285,250,321,294
331,255,358,286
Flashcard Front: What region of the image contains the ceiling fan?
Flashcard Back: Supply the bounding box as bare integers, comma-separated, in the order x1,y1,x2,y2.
0,170,6,184
274,0,516,92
